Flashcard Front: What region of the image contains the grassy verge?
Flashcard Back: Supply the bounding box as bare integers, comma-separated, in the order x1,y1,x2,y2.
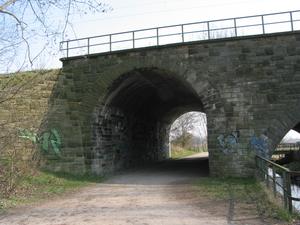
194,177,300,223
171,145,206,159
171,149,199,159
0,170,103,212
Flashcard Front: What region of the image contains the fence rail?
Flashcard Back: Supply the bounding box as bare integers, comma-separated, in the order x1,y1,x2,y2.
60,10,300,58
255,155,300,213
275,143,300,152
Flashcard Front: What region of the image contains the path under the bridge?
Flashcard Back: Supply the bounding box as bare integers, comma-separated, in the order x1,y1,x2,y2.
0,153,286,225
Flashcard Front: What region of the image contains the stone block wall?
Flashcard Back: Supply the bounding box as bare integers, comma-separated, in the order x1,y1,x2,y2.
0,70,59,169
13,32,300,178
53,32,300,176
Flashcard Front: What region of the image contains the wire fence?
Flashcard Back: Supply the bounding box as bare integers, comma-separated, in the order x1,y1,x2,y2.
60,10,300,58
255,155,300,213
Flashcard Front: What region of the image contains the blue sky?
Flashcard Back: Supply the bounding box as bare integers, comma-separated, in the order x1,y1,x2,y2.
68,0,299,37
282,130,300,142
49,0,299,68
2,0,299,71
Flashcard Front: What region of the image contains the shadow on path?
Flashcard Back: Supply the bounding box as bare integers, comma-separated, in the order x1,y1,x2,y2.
106,153,209,185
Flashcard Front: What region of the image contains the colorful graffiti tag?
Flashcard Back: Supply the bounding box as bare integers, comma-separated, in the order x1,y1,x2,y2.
250,134,270,157
19,128,62,157
217,131,239,154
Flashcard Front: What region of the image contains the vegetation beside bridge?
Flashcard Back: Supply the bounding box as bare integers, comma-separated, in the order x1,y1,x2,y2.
0,70,102,212
0,171,102,212
0,70,60,206
195,177,300,223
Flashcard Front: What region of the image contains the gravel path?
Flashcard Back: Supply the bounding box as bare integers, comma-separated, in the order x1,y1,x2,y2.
0,153,286,225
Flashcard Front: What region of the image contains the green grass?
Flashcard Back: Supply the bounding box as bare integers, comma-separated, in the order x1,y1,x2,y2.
0,69,58,86
195,177,258,199
171,148,199,159
170,145,206,159
194,177,299,222
0,170,103,212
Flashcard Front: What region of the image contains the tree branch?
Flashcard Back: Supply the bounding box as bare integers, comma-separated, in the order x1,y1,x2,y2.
0,0,17,11
0,8,23,25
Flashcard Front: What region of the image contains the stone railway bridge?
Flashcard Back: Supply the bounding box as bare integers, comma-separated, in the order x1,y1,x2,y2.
43,31,300,177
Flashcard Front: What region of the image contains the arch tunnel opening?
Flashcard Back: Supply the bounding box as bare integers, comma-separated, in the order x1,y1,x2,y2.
91,68,209,175
169,111,208,159
272,123,300,171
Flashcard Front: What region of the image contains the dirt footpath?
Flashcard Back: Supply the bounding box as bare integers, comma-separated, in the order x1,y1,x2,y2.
0,154,287,225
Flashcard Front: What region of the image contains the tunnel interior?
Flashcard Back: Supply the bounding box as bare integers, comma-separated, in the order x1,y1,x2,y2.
91,68,205,174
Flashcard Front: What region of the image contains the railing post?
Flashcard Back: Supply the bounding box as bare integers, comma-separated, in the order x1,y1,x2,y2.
87,38,90,55
233,18,237,37
207,21,210,39
181,25,184,42
272,166,276,197
283,171,288,210
132,31,135,48
255,156,261,179
286,172,293,212
258,158,262,176
266,161,270,188
66,41,69,58
109,34,112,52
290,12,294,31
257,157,261,178
255,156,258,173
156,28,159,45
261,15,265,34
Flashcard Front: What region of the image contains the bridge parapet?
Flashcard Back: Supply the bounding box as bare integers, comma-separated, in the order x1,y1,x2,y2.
60,10,300,58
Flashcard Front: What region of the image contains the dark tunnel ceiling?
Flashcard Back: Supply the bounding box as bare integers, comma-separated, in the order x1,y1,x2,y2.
105,69,203,120
293,122,300,133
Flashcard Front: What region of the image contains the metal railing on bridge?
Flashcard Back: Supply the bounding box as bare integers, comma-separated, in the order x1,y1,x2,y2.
60,10,300,58
255,155,300,213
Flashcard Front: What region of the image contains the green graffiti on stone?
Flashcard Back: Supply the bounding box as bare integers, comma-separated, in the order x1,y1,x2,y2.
50,129,62,156
40,129,62,156
18,128,62,157
19,129,38,144
41,132,50,153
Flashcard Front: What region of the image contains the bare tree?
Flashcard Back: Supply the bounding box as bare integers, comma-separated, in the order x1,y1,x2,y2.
195,112,207,149
0,0,112,73
170,112,207,149
0,71,49,197
0,0,112,198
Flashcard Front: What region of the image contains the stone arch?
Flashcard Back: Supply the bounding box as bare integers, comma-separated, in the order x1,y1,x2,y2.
250,102,300,158
271,104,300,153
90,67,215,175
42,32,300,177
